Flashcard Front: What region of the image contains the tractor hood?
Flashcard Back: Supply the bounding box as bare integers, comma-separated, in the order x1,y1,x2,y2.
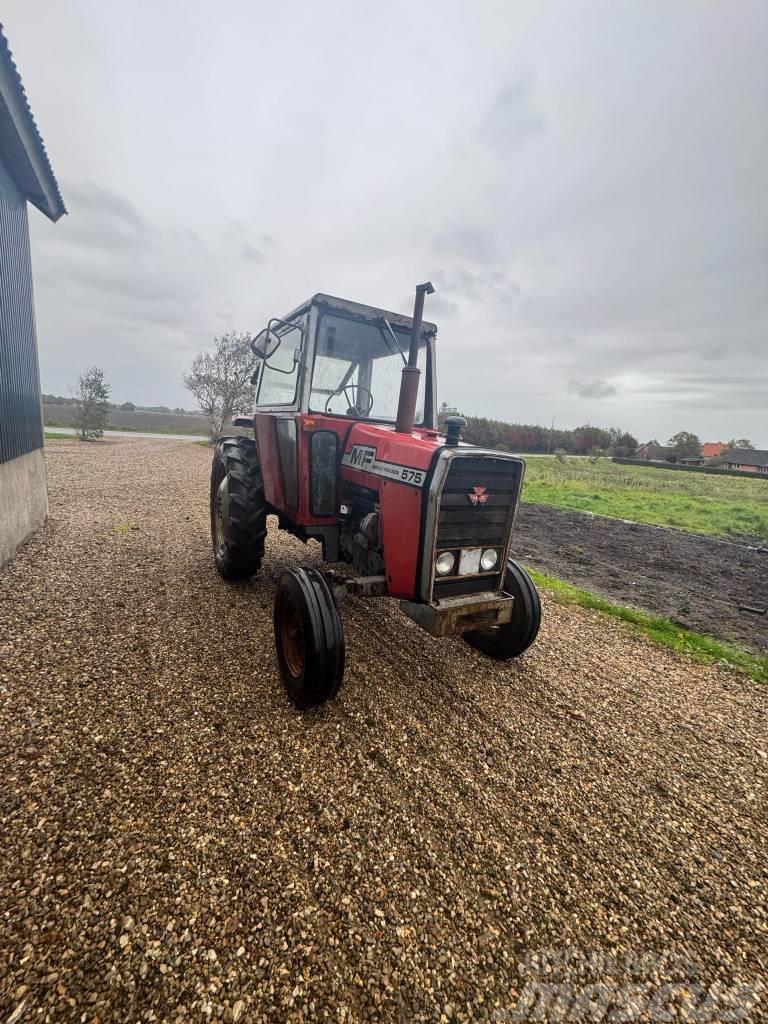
340,421,444,492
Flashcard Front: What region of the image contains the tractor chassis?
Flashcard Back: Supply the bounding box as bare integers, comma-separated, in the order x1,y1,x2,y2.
324,569,514,638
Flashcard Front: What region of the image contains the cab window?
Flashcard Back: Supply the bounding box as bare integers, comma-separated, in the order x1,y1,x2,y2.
256,320,303,407
310,313,429,421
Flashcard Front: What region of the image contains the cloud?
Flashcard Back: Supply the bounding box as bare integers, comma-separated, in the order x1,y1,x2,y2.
241,243,268,264
432,226,501,266
568,378,617,399
479,79,543,156
434,267,521,311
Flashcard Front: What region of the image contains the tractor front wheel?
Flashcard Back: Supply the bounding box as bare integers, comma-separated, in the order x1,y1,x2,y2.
463,559,541,659
274,567,345,709
210,436,267,580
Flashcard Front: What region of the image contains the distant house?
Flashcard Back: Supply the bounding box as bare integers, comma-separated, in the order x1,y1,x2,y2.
633,440,676,463
721,448,768,476
678,454,705,466
702,441,728,459
0,28,65,566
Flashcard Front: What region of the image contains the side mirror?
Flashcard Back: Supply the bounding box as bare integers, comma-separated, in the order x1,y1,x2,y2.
250,365,261,386
251,328,281,360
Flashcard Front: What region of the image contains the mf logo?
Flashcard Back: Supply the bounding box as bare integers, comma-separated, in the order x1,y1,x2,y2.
348,445,376,469
469,485,489,506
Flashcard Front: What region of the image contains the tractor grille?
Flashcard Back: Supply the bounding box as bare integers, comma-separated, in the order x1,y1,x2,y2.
433,455,522,601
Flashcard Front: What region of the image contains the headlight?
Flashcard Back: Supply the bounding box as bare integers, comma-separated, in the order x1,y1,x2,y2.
435,551,456,576
480,548,499,571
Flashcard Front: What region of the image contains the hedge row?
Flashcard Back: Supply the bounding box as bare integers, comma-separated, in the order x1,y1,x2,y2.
611,457,768,480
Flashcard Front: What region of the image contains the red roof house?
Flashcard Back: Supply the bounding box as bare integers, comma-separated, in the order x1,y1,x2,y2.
702,442,727,458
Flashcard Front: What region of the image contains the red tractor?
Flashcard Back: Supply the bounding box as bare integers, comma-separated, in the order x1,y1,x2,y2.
210,284,540,707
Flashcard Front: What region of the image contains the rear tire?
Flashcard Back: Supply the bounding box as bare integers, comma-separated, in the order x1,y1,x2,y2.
210,436,267,580
274,567,345,709
463,559,541,659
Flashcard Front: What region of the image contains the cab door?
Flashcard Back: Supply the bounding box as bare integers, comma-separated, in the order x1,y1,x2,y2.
252,318,305,516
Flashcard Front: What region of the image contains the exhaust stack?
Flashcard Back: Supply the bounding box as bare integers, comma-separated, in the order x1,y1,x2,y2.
395,281,434,434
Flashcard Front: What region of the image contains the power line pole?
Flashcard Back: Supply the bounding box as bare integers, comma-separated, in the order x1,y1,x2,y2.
547,416,554,454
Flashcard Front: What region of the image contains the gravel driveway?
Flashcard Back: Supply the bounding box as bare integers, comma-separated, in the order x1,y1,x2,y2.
1,438,766,1022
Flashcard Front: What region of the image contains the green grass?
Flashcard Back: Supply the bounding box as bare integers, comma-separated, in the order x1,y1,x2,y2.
529,568,768,684
522,457,768,541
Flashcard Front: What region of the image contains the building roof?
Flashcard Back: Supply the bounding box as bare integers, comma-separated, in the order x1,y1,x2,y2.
702,442,727,458
723,448,768,468
635,440,674,459
0,25,65,221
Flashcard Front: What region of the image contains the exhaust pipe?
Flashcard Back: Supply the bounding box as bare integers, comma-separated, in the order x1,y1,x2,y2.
395,281,434,434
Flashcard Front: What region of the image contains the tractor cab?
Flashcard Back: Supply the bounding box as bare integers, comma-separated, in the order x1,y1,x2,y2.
251,293,436,423
244,294,438,529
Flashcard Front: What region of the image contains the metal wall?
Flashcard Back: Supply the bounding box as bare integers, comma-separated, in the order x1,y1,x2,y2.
0,156,43,465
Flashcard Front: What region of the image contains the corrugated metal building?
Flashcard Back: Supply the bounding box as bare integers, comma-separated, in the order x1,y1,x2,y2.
0,26,65,566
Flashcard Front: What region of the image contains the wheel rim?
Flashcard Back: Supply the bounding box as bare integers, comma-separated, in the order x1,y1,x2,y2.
279,594,305,678
213,476,229,558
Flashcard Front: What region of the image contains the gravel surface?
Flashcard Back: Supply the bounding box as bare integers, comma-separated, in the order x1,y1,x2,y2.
513,503,768,654
1,438,766,1023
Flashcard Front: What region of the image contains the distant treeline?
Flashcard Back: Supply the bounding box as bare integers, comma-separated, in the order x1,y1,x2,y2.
42,394,203,417
438,411,638,456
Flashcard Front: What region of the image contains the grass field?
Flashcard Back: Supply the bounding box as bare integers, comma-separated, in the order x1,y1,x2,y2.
43,404,207,435
522,456,768,541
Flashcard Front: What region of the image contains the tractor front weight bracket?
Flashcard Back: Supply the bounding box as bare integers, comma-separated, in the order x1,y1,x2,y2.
324,571,388,604
400,593,514,638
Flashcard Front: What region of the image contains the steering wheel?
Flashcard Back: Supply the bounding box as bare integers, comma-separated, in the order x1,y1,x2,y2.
325,384,374,417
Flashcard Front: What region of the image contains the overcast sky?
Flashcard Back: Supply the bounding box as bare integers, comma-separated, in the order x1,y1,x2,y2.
5,0,767,444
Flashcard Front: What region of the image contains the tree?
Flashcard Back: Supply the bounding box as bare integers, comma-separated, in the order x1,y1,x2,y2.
73,367,110,441
120,401,136,412
183,331,257,439
727,437,754,449
573,423,612,455
667,431,701,458
607,429,639,458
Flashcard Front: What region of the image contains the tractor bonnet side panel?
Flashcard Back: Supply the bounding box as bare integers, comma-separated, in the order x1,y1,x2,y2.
378,480,424,599
340,423,439,600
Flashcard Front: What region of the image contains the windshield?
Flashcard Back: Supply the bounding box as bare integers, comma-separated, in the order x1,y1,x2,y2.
311,313,430,422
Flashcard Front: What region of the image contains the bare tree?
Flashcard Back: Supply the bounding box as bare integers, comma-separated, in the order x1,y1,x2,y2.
183,331,257,439
73,366,110,441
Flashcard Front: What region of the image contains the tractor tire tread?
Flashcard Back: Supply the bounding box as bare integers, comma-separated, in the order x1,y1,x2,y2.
210,436,267,580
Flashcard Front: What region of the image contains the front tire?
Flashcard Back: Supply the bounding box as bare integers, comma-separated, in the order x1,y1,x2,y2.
274,567,345,709
463,559,541,659
210,436,267,580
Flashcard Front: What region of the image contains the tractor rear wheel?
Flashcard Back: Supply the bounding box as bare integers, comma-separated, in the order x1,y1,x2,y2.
463,559,541,659
210,436,267,580
274,567,345,709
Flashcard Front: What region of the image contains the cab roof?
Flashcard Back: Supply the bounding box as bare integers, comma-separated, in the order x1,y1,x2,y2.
281,292,438,336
